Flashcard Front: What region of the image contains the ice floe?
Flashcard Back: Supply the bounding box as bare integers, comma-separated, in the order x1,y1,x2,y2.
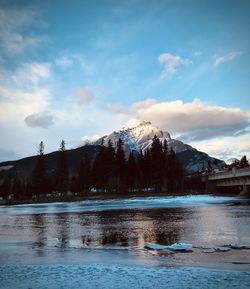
145,242,193,252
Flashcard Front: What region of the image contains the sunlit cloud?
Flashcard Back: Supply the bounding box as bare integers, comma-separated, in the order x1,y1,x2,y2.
107,98,250,141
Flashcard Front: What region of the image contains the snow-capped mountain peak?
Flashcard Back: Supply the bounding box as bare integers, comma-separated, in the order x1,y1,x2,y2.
91,121,224,173
94,121,192,154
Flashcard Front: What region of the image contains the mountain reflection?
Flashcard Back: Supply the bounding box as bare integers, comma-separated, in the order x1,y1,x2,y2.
26,208,185,252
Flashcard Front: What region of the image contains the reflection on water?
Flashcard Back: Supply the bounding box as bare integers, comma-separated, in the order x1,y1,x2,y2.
0,195,249,263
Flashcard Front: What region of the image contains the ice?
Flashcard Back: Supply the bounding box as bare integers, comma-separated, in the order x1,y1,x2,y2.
145,242,193,251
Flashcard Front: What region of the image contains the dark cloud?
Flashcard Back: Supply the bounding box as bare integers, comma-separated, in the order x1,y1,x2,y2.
24,112,54,128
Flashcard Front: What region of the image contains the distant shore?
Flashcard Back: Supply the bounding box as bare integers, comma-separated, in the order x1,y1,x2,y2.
0,190,242,206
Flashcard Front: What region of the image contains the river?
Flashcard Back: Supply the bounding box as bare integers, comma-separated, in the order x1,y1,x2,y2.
0,194,250,288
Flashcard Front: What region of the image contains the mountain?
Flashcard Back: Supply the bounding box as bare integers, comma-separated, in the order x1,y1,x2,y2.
0,121,224,176
0,145,101,177
92,121,224,173
225,158,239,166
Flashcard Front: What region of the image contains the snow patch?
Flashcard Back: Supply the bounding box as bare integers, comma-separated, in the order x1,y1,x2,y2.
0,165,13,171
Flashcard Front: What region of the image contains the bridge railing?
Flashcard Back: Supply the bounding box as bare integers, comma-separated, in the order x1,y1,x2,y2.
208,167,250,180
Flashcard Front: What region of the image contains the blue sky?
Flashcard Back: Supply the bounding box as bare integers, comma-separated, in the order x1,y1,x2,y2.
0,0,249,161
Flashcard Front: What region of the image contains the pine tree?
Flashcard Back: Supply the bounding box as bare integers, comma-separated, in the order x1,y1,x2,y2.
32,141,46,197
104,140,116,192
91,147,106,191
126,151,138,192
150,135,164,192
56,140,69,195
12,176,25,200
0,176,12,200
162,139,169,191
240,155,249,168
70,175,78,194
168,148,183,193
115,138,126,193
78,158,91,193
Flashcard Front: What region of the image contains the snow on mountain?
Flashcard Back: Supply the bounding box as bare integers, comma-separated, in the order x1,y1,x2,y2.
94,121,193,154
91,121,224,173
225,158,239,165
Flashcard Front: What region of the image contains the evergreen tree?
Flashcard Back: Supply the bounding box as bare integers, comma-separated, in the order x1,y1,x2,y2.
32,141,46,197
115,138,126,193
150,135,164,192
167,148,183,193
56,140,69,195
240,155,249,168
138,149,151,191
91,147,106,191
126,151,138,192
70,175,78,194
0,176,12,199
104,140,116,192
78,158,91,193
12,176,25,200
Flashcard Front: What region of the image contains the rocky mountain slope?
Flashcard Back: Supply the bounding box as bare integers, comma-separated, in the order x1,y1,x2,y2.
93,121,224,172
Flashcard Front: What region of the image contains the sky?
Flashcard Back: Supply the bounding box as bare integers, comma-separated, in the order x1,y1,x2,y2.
0,0,249,162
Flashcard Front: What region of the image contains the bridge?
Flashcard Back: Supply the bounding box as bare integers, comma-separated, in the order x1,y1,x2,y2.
206,167,250,195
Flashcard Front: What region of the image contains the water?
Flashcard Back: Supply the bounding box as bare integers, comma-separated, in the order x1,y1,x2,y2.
0,194,250,288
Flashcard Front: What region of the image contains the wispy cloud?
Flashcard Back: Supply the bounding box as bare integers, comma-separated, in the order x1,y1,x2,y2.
214,51,242,66
55,56,73,69
158,53,192,78
75,87,95,105
0,7,44,56
194,51,202,57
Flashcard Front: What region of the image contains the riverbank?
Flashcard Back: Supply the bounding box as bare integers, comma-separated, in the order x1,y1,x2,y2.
1,189,239,206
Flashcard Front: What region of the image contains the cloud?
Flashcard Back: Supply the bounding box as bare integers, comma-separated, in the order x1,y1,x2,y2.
107,99,250,141
238,142,250,153
106,99,156,119
24,112,54,128
0,7,43,55
55,56,73,69
12,62,51,85
214,51,242,66
75,87,95,105
158,53,192,78
0,62,51,121
81,134,101,145
194,51,202,57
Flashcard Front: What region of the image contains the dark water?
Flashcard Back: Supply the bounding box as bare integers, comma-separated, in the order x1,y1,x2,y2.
0,195,250,288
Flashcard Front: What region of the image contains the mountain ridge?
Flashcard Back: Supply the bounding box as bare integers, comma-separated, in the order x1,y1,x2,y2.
0,121,224,175
90,121,224,172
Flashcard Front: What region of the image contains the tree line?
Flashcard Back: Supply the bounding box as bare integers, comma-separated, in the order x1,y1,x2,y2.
0,136,184,200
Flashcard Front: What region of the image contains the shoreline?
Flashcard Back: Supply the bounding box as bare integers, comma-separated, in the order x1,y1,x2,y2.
0,191,241,206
